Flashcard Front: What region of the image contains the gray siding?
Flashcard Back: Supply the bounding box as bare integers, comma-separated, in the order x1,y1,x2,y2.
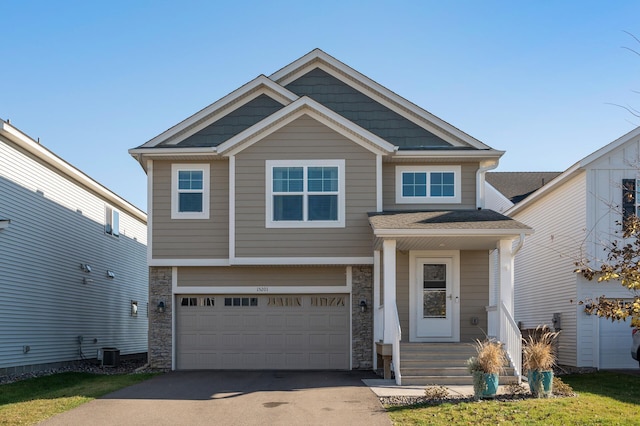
171,94,285,147
178,266,347,287
152,160,229,259
285,68,452,150
383,162,478,210
0,135,147,371
459,251,489,341
234,115,376,258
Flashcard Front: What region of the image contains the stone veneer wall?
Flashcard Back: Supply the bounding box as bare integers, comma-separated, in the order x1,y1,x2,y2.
351,265,373,369
149,267,172,369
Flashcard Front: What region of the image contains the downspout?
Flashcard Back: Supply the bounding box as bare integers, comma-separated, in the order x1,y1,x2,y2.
476,159,499,209
512,232,526,256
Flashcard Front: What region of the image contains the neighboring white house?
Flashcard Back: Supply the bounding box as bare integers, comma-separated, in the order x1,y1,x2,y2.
0,119,148,375
494,128,640,369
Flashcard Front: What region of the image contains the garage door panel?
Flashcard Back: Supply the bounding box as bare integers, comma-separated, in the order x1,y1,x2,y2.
177,294,349,370
599,320,637,368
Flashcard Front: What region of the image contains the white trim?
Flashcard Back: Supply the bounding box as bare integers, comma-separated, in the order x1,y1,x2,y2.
382,239,397,344
148,257,374,266
217,96,396,156
373,229,531,238
347,266,353,370
0,120,147,222
149,258,231,267
408,250,460,342
172,285,352,294
269,49,494,151
476,159,499,209
129,147,218,155
139,75,299,148
265,159,345,228
171,266,178,371
171,163,210,220
393,150,504,159
395,165,461,204
229,156,236,261
230,257,374,265
376,154,383,212
146,160,153,266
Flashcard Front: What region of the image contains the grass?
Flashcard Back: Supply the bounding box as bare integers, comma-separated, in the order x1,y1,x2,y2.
0,372,156,425
387,372,640,425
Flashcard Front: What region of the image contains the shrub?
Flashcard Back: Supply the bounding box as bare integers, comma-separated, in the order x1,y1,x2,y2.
424,385,450,399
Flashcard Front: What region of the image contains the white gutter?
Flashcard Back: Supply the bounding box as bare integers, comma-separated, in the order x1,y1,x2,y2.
512,232,526,256
476,159,499,209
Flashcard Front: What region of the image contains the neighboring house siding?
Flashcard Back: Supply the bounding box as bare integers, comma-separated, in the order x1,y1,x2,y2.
0,136,148,371
285,68,452,149
152,160,229,259
382,162,478,210
484,182,514,213
512,172,586,367
177,266,348,287
234,116,376,258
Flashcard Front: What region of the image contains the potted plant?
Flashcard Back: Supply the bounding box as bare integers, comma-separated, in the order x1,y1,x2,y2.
466,338,507,399
522,325,560,398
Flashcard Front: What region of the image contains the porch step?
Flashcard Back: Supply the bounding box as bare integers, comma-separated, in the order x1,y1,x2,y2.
398,342,518,386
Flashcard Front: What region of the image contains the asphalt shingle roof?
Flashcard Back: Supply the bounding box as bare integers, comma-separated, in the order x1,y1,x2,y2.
368,210,531,231
486,172,562,204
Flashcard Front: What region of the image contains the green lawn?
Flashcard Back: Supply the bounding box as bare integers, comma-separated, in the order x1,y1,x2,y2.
0,372,157,425
387,372,640,425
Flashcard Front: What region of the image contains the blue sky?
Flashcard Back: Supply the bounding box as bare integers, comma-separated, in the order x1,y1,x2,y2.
3,1,640,211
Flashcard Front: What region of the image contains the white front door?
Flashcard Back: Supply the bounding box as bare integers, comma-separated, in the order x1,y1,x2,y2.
410,253,460,342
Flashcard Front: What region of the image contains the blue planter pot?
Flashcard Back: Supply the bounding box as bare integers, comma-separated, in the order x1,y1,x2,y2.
528,370,553,398
473,372,499,398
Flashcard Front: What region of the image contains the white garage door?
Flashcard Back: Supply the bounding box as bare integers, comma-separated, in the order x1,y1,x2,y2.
176,294,350,370
599,319,637,369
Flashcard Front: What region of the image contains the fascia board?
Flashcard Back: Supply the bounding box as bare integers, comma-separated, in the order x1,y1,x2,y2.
271,49,492,151
139,76,299,148
505,163,582,216
372,228,533,238
392,150,504,160
578,125,640,168
0,121,147,222
128,147,218,155
217,96,396,156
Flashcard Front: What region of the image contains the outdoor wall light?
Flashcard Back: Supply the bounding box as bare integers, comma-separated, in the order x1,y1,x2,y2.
106,270,115,279
359,299,367,313
80,263,92,273
157,301,165,313
131,301,138,316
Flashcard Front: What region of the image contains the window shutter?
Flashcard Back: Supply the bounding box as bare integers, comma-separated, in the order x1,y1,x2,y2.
622,179,636,222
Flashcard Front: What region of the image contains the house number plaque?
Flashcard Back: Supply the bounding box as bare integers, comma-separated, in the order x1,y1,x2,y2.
256,287,269,292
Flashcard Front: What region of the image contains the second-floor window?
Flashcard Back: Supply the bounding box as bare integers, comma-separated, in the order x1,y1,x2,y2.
171,164,210,219
395,165,461,204
266,160,345,228
105,206,119,237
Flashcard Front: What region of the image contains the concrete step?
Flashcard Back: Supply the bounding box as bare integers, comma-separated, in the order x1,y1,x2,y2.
401,374,519,386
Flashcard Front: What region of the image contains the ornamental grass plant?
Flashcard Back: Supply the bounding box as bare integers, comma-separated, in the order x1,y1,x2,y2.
522,325,560,372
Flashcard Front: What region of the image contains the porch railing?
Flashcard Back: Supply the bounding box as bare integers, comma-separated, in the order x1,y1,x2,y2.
499,300,522,381
391,305,402,385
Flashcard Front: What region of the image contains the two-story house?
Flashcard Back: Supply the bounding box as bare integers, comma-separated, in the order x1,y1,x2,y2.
130,49,531,385
0,119,148,375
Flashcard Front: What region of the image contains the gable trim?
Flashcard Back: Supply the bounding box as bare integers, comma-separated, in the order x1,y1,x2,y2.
270,49,492,151
217,96,397,157
140,76,299,148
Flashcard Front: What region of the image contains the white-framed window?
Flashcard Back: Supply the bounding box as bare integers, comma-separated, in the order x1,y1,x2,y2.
105,206,119,237
171,163,210,219
395,165,461,204
266,159,345,228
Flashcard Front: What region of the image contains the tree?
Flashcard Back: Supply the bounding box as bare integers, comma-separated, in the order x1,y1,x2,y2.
575,214,640,328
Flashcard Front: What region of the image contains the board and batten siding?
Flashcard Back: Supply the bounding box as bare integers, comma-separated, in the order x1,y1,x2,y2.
177,266,348,287
512,171,586,367
0,136,147,371
152,160,229,259
234,115,377,258
382,162,478,210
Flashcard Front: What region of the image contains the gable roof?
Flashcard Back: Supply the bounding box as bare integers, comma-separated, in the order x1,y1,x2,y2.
131,49,504,163
506,126,640,216
486,172,562,204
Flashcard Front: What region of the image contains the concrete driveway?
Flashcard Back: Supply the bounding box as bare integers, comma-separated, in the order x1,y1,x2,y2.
40,371,391,426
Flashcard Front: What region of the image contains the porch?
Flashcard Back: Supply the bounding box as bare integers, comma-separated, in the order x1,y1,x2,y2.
368,210,532,385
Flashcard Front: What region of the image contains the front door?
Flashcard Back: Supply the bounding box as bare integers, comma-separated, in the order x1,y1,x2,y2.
411,255,460,342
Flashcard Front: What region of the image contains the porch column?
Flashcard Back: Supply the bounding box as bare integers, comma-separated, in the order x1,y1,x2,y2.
498,239,515,315
382,239,397,344
373,250,381,370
